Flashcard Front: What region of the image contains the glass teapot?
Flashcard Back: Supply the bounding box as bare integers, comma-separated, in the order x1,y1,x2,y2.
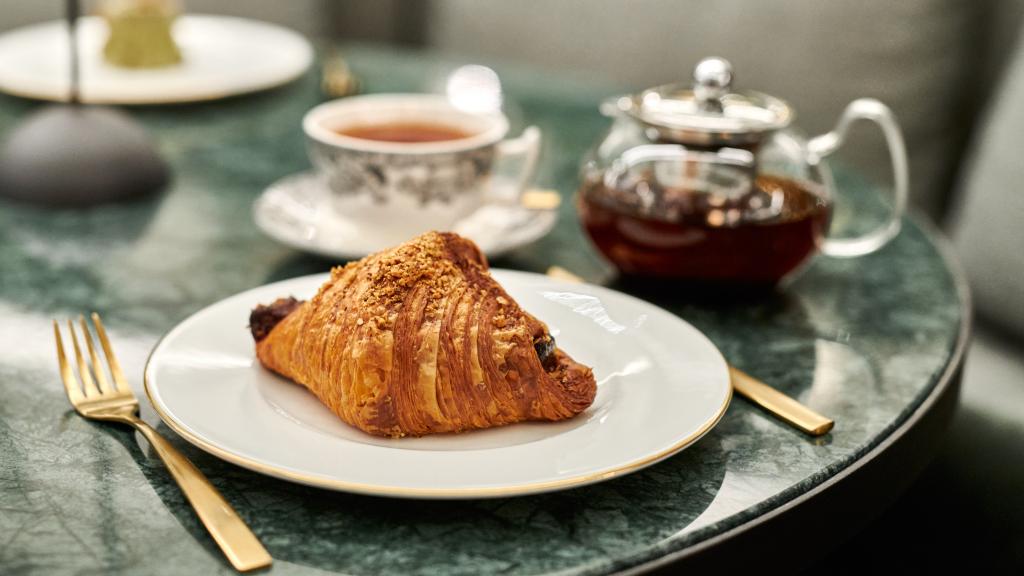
577,57,908,286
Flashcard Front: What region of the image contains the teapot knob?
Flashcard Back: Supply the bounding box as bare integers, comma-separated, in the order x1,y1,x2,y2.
693,57,733,109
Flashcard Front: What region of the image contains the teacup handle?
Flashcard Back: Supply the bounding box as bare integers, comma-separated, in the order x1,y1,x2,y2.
807,98,909,258
489,126,542,204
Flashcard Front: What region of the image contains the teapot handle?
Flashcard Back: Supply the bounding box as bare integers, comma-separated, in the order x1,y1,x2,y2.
807,98,909,258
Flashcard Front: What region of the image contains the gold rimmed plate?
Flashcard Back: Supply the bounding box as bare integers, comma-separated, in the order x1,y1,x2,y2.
144,270,731,499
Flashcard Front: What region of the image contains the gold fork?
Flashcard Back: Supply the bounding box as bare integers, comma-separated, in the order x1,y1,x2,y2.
54,313,272,572
546,266,834,436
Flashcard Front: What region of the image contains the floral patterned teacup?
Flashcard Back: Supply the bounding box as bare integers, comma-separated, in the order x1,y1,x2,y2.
303,94,541,246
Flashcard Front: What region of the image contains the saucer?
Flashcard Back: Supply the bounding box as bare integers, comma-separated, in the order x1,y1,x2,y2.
253,171,559,260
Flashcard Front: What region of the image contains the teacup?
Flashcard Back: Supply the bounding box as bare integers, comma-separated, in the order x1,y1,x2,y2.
303,94,541,246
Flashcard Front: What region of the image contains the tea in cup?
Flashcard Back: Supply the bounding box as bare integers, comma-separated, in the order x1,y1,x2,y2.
303,94,541,246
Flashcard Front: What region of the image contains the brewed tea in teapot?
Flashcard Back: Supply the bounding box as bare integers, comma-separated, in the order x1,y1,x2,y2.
578,57,908,286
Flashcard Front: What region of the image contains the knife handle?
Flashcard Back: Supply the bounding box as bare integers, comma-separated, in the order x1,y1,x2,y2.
729,366,834,436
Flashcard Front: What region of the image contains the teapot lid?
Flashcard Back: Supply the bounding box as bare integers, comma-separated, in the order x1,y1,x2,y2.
619,57,793,146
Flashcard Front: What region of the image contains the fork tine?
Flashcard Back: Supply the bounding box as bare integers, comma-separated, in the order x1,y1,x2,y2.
91,313,130,394
79,315,114,394
67,319,101,398
54,320,85,405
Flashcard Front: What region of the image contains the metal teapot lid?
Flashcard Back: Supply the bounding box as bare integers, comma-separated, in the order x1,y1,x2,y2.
619,57,794,146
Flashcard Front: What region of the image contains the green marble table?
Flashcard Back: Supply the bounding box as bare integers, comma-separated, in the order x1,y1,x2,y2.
0,45,968,575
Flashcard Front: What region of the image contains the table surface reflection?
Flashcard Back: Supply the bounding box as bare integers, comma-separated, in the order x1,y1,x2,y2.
0,44,965,575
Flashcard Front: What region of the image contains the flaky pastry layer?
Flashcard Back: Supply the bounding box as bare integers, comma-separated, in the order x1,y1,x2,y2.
252,232,596,437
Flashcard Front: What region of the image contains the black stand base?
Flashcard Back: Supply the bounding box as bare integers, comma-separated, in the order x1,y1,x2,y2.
0,105,168,207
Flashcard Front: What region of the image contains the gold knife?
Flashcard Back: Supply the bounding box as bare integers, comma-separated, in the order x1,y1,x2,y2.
545,266,834,436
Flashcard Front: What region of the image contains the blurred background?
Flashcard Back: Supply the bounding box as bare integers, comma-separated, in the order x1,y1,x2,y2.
4,1,1024,572
10,0,1024,220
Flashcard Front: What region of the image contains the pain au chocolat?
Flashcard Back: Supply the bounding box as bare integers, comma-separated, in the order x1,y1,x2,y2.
250,232,596,437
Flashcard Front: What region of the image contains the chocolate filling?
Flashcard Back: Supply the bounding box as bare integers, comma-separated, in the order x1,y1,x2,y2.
249,297,303,341
533,333,557,369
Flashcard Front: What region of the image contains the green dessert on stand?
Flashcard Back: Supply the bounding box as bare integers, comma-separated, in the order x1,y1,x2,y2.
101,0,182,68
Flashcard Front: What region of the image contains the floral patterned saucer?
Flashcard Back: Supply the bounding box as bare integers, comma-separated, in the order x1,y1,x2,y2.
253,171,559,260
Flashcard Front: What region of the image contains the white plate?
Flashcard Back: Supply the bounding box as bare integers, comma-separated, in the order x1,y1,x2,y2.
253,171,559,260
144,270,731,498
0,15,313,105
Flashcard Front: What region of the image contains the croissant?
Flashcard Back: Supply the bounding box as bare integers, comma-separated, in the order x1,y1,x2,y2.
250,231,596,437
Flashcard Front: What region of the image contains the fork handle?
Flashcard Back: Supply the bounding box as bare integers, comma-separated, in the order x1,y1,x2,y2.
128,417,273,572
